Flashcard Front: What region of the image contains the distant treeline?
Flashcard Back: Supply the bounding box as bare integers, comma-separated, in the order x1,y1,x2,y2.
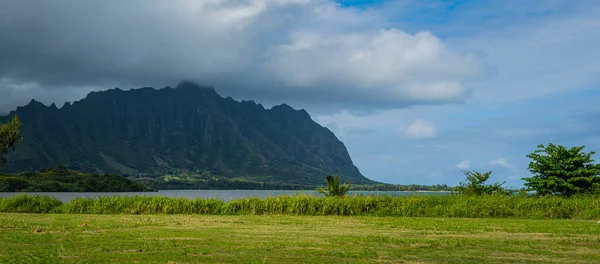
351,184,453,192
156,178,454,191
0,166,154,192
158,179,315,190
0,167,458,192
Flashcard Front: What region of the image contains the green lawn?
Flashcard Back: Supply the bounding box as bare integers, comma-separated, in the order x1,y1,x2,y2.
0,214,599,263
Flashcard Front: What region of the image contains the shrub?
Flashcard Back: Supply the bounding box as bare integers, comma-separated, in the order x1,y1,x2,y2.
454,170,509,196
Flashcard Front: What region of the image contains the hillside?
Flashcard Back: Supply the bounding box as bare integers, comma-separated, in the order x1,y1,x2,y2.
1,81,373,185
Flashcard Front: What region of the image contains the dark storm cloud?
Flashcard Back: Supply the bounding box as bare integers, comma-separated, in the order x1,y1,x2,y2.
0,0,488,113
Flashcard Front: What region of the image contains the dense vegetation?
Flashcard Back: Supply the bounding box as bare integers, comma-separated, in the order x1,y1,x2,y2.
1,81,372,185
2,194,599,219
0,166,153,192
0,115,22,166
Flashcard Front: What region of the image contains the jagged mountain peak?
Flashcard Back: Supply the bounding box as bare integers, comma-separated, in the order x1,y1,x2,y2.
2,82,372,185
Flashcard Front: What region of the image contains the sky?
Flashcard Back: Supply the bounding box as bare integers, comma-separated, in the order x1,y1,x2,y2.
1,0,599,187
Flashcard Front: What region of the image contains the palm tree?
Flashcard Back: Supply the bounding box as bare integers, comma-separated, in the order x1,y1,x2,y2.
317,175,351,197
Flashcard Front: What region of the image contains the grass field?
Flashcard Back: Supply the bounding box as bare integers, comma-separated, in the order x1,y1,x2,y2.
1,214,599,263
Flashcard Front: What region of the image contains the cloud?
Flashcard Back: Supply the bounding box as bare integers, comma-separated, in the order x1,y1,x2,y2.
402,120,438,139
0,0,490,112
455,160,470,170
490,158,513,169
265,29,486,104
438,1,600,103
315,108,409,136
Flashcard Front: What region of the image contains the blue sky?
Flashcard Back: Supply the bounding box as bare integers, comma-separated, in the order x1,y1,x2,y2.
314,0,600,187
1,0,599,187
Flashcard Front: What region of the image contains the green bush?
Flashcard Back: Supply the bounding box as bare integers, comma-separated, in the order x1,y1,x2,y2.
454,170,509,196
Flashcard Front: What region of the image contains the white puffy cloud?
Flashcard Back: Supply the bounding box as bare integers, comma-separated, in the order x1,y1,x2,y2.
402,120,438,139
265,29,485,104
455,160,470,170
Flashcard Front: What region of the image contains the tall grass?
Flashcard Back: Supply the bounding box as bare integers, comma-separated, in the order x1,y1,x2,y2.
0,194,63,213
63,196,224,214
1,194,599,219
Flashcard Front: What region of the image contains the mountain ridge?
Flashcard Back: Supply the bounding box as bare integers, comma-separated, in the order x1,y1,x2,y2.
1,82,374,185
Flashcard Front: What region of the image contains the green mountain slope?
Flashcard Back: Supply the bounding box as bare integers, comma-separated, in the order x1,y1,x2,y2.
1,82,373,185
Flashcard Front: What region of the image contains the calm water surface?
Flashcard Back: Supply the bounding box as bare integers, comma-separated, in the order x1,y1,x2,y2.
0,190,450,202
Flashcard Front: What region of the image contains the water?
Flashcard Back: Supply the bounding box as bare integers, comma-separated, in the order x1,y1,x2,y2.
0,190,450,203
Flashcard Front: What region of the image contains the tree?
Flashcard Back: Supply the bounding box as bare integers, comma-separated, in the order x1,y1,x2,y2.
317,175,351,197
523,143,600,196
454,170,508,195
0,115,23,166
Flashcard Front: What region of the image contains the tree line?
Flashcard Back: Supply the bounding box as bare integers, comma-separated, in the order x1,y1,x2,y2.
0,166,153,192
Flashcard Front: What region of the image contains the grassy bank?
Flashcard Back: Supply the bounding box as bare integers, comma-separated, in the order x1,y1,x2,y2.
0,214,599,263
1,194,599,219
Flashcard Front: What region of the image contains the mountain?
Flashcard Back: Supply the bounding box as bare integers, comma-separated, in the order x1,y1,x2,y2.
0,81,373,185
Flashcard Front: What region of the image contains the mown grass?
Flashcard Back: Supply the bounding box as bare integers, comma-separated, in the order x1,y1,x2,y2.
0,214,599,263
1,194,599,219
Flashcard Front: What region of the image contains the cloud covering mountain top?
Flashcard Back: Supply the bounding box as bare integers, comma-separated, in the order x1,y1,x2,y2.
0,0,490,112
